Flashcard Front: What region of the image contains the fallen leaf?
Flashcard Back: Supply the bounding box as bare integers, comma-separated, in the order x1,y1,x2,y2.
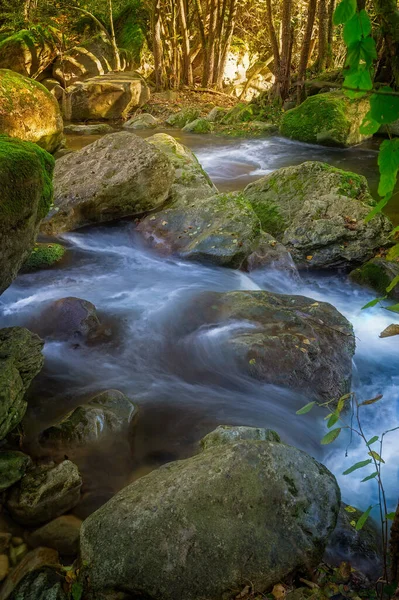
306,255,313,260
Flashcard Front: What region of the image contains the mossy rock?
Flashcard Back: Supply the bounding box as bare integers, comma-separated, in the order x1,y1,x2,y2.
0,451,32,492
206,106,227,122
21,243,65,273
349,256,399,300
280,92,370,147
0,69,63,152
182,118,212,133
220,103,258,125
0,29,58,78
166,108,200,128
0,135,55,293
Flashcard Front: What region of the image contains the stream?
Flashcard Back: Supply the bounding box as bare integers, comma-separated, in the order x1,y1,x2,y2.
0,132,398,520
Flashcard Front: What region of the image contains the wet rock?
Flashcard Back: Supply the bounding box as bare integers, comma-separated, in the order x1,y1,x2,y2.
206,106,227,122
9,543,28,567
166,107,200,128
181,290,355,402
123,113,160,129
26,515,82,556
63,72,150,121
6,460,82,526
246,231,297,274
0,70,63,153
80,426,340,600
182,117,212,133
40,79,64,102
0,136,55,294
137,192,262,268
40,390,137,447
0,452,32,492
0,30,58,79
0,547,61,600
349,253,399,300
41,132,174,235
0,534,12,554
201,425,281,450
33,297,102,343
20,244,65,274
0,328,44,440
243,161,392,269
280,93,370,147
324,503,383,581
63,123,114,135
146,133,217,203
2,568,67,600
0,555,9,582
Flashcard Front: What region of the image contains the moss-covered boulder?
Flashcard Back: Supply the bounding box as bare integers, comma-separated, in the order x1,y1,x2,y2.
41,132,174,235
136,192,262,268
0,29,58,79
0,69,63,152
0,451,32,492
0,327,44,441
206,106,227,122
221,103,258,125
0,136,55,293
349,253,399,300
123,113,160,129
280,93,370,147
40,390,137,448
182,117,212,133
80,426,340,600
146,132,217,203
21,243,65,273
243,161,392,269
166,107,200,128
179,291,355,401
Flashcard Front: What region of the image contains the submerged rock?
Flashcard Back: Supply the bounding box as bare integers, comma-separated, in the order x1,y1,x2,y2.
0,452,32,492
20,243,65,273
27,515,82,556
280,93,370,147
181,290,355,401
349,253,399,300
80,425,340,600
243,161,391,269
63,123,114,135
0,69,63,152
33,297,103,343
166,107,200,128
182,117,212,133
40,390,137,447
41,132,174,235
0,328,44,441
6,460,82,526
0,136,55,293
246,231,298,274
123,113,160,129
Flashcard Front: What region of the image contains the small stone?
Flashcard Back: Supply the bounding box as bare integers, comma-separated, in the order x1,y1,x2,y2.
0,452,32,492
27,515,82,556
0,554,9,582
11,537,24,547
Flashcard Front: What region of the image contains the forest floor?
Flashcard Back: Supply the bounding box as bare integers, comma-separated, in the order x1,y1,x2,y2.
142,88,239,120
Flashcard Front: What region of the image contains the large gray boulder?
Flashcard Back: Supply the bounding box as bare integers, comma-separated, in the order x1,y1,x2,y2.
0,136,54,294
179,290,355,401
0,328,44,441
41,132,174,235
80,426,340,600
243,161,392,269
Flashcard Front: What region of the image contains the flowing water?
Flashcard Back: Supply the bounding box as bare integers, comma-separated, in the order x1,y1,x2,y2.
1,133,398,520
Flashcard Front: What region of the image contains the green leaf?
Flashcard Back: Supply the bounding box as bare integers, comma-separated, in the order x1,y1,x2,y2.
333,0,356,25
356,505,373,530
360,113,381,135
343,10,372,45
386,274,399,293
342,459,373,475
361,296,386,309
386,302,399,313
361,471,378,482
366,435,379,445
386,512,396,521
72,582,83,600
368,450,385,463
378,139,399,197
344,67,372,98
296,401,316,415
327,412,340,428
365,195,391,223
370,87,399,124
321,427,342,445
337,393,352,413
359,394,383,406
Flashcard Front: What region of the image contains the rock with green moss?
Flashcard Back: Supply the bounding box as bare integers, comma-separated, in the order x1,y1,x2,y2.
0,69,63,152
21,243,65,273
123,113,160,129
80,425,340,600
201,425,281,450
146,132,217,203
136,192,262,268
0,136,55,293
182,117,212,133
40,390,137,448
206,106,227,122
243,161,392,269
280,92,370,147
349,255,399,300
41,132,174,235
178,291,355,402
0,29,58,79
221,103,258,124
0,327,44,441
166,107,200,128
0,451,32,492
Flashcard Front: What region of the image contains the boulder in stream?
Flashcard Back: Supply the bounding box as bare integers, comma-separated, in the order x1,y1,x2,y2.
180,290,355,402
243,161,392,269
0,136,55,294
32,297,103,343
349,248,399,300
0,327,44,441
80,425,340,600
166,107,200,128
0,452,32,492
182,117,213,133
41,132,174,235
0,69,63,153
20,243,65,273
123,113,160,129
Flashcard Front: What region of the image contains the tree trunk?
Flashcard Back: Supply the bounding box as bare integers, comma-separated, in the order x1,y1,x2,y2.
326,0,336,68
373,0,399,88
178,0,193,85
316,0,328,72
265,0,280,78
297,0,318,103
275,0,292,101
107,0,121,71
202,0,218,87
216,0,238,89
153,0,164,90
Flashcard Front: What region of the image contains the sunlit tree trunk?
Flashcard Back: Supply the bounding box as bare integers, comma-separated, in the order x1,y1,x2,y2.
316,0,328,72
153,0,164,90
178,0,193,85
326,0,336,68
297,0,318,103
107,0,121,71
275,0,292,100
216,0,238,89
265,0,280,82
202,0,218,87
